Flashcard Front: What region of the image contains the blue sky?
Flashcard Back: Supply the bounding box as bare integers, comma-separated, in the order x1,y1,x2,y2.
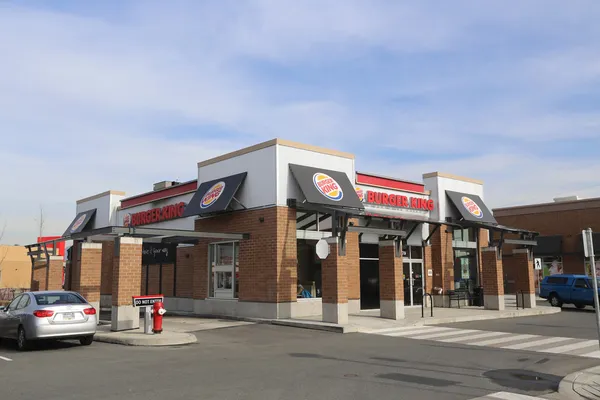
1,0,600,244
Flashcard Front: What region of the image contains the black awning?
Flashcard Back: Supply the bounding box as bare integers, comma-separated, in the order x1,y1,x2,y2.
534,235,563,256
62,209,96,237
577,232,600,253
446,190,497,224
289,164,364,210
182,172,247,217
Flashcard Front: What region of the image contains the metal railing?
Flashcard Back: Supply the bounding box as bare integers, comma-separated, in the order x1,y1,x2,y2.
422,293,433,318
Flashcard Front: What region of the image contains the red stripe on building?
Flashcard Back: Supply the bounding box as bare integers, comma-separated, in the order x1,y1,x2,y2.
356,173,425,193
121,181,198,209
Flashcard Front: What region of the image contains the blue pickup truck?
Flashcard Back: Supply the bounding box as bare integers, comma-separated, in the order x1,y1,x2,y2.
540,274,600,308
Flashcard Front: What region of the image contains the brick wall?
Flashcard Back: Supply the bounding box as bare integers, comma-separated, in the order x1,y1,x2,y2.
379,241,403,301
176,246,196,298
70,241,81,293
100,240,114,295
31,261,47,292
512,250,534,294
321,239,348,304
430,226,454,291
495,204,600,274
346,219,360,301
112,238,143,307
481,248,504,296
77,244,101,302
424,243,433,293
30,256,63,291
194,206,297,303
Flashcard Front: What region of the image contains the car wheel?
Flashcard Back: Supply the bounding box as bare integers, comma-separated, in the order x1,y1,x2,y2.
575,303,586,309
80,336,94,346
17,327,29,351
549,293,563,307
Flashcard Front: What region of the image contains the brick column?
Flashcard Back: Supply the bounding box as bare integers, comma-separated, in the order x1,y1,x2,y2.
321,237,348,324
430,226,454,306
71,243,103,316
481,247,505,310
47,256,64,291
346,222,360,314
111,237,143,331
513,249,536,308
379,239,405,319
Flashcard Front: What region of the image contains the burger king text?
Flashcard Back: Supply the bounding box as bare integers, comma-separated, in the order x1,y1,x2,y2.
129,202,186,226
364,190,434,211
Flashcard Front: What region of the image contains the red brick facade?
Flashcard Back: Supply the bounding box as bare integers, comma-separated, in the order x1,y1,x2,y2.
194,206,296,303
346,224,360,301
77,244,102,303
511,249,535,295
100,240,114,295
321,239,348,304
31,256,63,292
112,238,143,307
481,248,504,296
378,241,403,301
430,227,454,291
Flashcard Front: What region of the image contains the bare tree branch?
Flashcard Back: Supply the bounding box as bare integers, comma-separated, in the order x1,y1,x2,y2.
35,205,45,239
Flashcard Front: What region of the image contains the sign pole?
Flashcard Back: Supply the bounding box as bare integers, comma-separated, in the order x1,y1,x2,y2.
584,228,600,349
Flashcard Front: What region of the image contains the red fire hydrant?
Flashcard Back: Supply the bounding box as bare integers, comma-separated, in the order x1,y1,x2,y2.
152,301,166,334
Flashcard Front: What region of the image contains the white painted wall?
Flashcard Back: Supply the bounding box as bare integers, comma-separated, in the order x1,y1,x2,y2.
197,145,277,209
423,175,484,222
76,192,126,229
117,192,196,231
277,145,355,206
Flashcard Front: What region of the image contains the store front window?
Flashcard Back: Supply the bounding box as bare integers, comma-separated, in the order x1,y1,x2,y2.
585,256,600,278
453,227,476,242
402,245,424,306
296,240,321,298
209,242,239,299
533,256,563,293
453,249,478,292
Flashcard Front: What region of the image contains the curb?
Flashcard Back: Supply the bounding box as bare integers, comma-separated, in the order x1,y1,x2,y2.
93,332,198,346
271,319,357,334
559,365,600,400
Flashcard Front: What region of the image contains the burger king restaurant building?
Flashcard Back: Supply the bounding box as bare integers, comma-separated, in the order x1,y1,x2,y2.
28,139,538,330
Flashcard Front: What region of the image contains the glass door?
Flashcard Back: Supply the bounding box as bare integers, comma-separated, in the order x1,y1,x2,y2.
412,262,423,305
403,263,411,306
210,242,237,299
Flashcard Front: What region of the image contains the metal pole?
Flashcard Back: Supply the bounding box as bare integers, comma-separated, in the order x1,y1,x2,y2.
144,306,153,335
586,228,600,349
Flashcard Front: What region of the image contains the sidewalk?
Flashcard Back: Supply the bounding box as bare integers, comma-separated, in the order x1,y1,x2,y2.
559,365,600,399
272,303,561,334
94,316,254,346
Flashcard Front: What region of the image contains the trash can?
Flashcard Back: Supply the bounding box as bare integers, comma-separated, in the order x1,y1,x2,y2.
473,287,483,307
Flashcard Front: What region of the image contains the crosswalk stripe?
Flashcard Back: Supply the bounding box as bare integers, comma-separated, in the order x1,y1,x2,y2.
470,334,539,347
485,391,546,399
543,340,599,354
0,356,12,362
385,326,451,337
437,331,510,343
581,350,600,358
417,329,480,340
365,325,427,334
501,336,572,350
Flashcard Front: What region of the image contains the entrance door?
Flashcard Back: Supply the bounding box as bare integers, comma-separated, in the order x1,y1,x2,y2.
403,262,424,306
360,260,379,309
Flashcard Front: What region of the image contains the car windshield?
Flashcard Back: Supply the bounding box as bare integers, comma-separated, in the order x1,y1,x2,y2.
34,293,86,306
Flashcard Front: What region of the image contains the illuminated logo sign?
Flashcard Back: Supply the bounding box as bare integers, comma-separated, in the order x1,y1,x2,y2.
461,196,483,219
363,189,435,211
200,181,226,209
129,202,186,226
355,187,364,202
313,173,343,201
70,214,86,232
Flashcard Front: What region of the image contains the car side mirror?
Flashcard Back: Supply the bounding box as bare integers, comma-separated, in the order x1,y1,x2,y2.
0,306,6,312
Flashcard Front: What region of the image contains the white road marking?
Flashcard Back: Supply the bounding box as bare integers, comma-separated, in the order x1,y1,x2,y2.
470,334,539,347
385,326,452,337
437,331,511,343
501,336,572,350
417,329,480,340
484,391,546,399
581,350,600,359
543,340,599,354
0,356,12,362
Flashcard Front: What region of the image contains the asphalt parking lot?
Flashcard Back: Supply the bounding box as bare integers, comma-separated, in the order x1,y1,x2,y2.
1,314,599,400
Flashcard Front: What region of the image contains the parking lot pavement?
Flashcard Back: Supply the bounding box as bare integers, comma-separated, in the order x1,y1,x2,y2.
1,323,599,400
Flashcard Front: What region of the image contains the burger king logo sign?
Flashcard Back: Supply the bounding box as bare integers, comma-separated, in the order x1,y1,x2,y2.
355,187,364,202
201,181,226,209
461,196,483,219
70,214,87,232
313,173,343,201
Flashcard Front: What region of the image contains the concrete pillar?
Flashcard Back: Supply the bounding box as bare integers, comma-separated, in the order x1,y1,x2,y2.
72,243,103,317
430,226,454,307
321,237,348,324
481,247,505,310
378,239,405,319
513,249,536,308
346,220,361,314
111,237,143,331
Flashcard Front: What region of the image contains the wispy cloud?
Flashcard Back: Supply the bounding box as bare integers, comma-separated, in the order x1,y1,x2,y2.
1,0,600,243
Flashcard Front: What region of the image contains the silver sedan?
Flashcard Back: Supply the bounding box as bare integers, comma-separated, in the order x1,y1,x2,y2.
0,291,97,351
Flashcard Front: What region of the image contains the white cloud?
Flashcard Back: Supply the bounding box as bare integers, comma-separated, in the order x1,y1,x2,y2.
0,1,600,244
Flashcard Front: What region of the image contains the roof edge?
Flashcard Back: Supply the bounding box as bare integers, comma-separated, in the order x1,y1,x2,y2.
76,190,126,205
422,171,483,185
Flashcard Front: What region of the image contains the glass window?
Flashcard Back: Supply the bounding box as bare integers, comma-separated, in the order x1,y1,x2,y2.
7,295,22,311
17,295,30,309
574,278,589,289
453,227,476,242
410,246,423,260
585,256,600,278
546,277,568,285
209,242,239,299
35,292,86,305
296,240,321,298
